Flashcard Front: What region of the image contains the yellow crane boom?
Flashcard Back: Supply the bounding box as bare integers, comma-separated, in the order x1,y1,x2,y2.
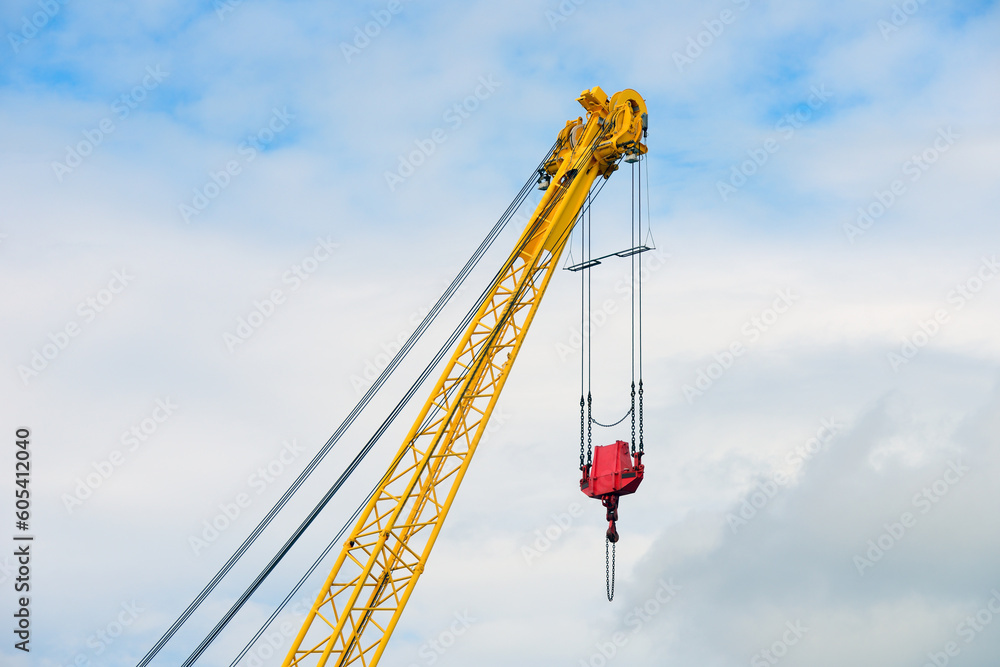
284,86,648,667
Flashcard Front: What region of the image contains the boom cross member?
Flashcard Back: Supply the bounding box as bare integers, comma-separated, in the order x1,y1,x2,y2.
284,86,648,667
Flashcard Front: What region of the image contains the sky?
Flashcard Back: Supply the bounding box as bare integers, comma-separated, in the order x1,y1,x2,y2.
1,0,999,666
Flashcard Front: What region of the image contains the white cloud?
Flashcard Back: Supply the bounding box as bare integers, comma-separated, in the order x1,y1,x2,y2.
1,0,999,665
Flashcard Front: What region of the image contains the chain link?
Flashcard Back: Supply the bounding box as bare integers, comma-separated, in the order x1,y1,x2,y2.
586,392,593,465
605,538,616,601
579,395,585,469
590,407,632,429
630,381,636,456
638,380,644,454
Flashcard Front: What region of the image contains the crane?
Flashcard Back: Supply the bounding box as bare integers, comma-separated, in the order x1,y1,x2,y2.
282,86,649,667
134,85,649,667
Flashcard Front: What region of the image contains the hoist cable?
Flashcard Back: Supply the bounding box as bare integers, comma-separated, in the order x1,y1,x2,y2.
577,168,632,451
581,192,594,466
630,161,637,457
586,187,593,467
138,142,557,667
579,199,586,469
638,152,646,455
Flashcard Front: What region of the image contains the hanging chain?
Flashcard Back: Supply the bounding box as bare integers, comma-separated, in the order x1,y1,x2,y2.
586,392,593,465
605,538,616,601
630,382,636,456
579,395,585,469
591,407,632,429
638,381,644,455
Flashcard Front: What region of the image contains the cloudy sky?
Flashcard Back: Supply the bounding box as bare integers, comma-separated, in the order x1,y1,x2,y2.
2,0,999,665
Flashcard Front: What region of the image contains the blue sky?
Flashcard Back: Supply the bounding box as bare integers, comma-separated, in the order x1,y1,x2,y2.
2,1,1000,666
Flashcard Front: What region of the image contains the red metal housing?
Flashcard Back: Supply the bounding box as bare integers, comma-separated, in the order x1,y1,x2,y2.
581,440,643,498
580,440,644,542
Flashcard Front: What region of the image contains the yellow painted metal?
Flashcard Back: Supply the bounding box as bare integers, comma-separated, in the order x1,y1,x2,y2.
283,87,647,667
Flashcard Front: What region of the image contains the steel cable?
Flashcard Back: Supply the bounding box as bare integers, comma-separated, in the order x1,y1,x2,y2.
137,143,557,667
217,129,618,666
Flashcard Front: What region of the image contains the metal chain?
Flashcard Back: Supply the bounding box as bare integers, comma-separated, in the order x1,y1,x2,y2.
579,395,585,469
591,406,632,429
638,380,644,454
586,392,593,465
630,382,636,456
605,538,616,601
